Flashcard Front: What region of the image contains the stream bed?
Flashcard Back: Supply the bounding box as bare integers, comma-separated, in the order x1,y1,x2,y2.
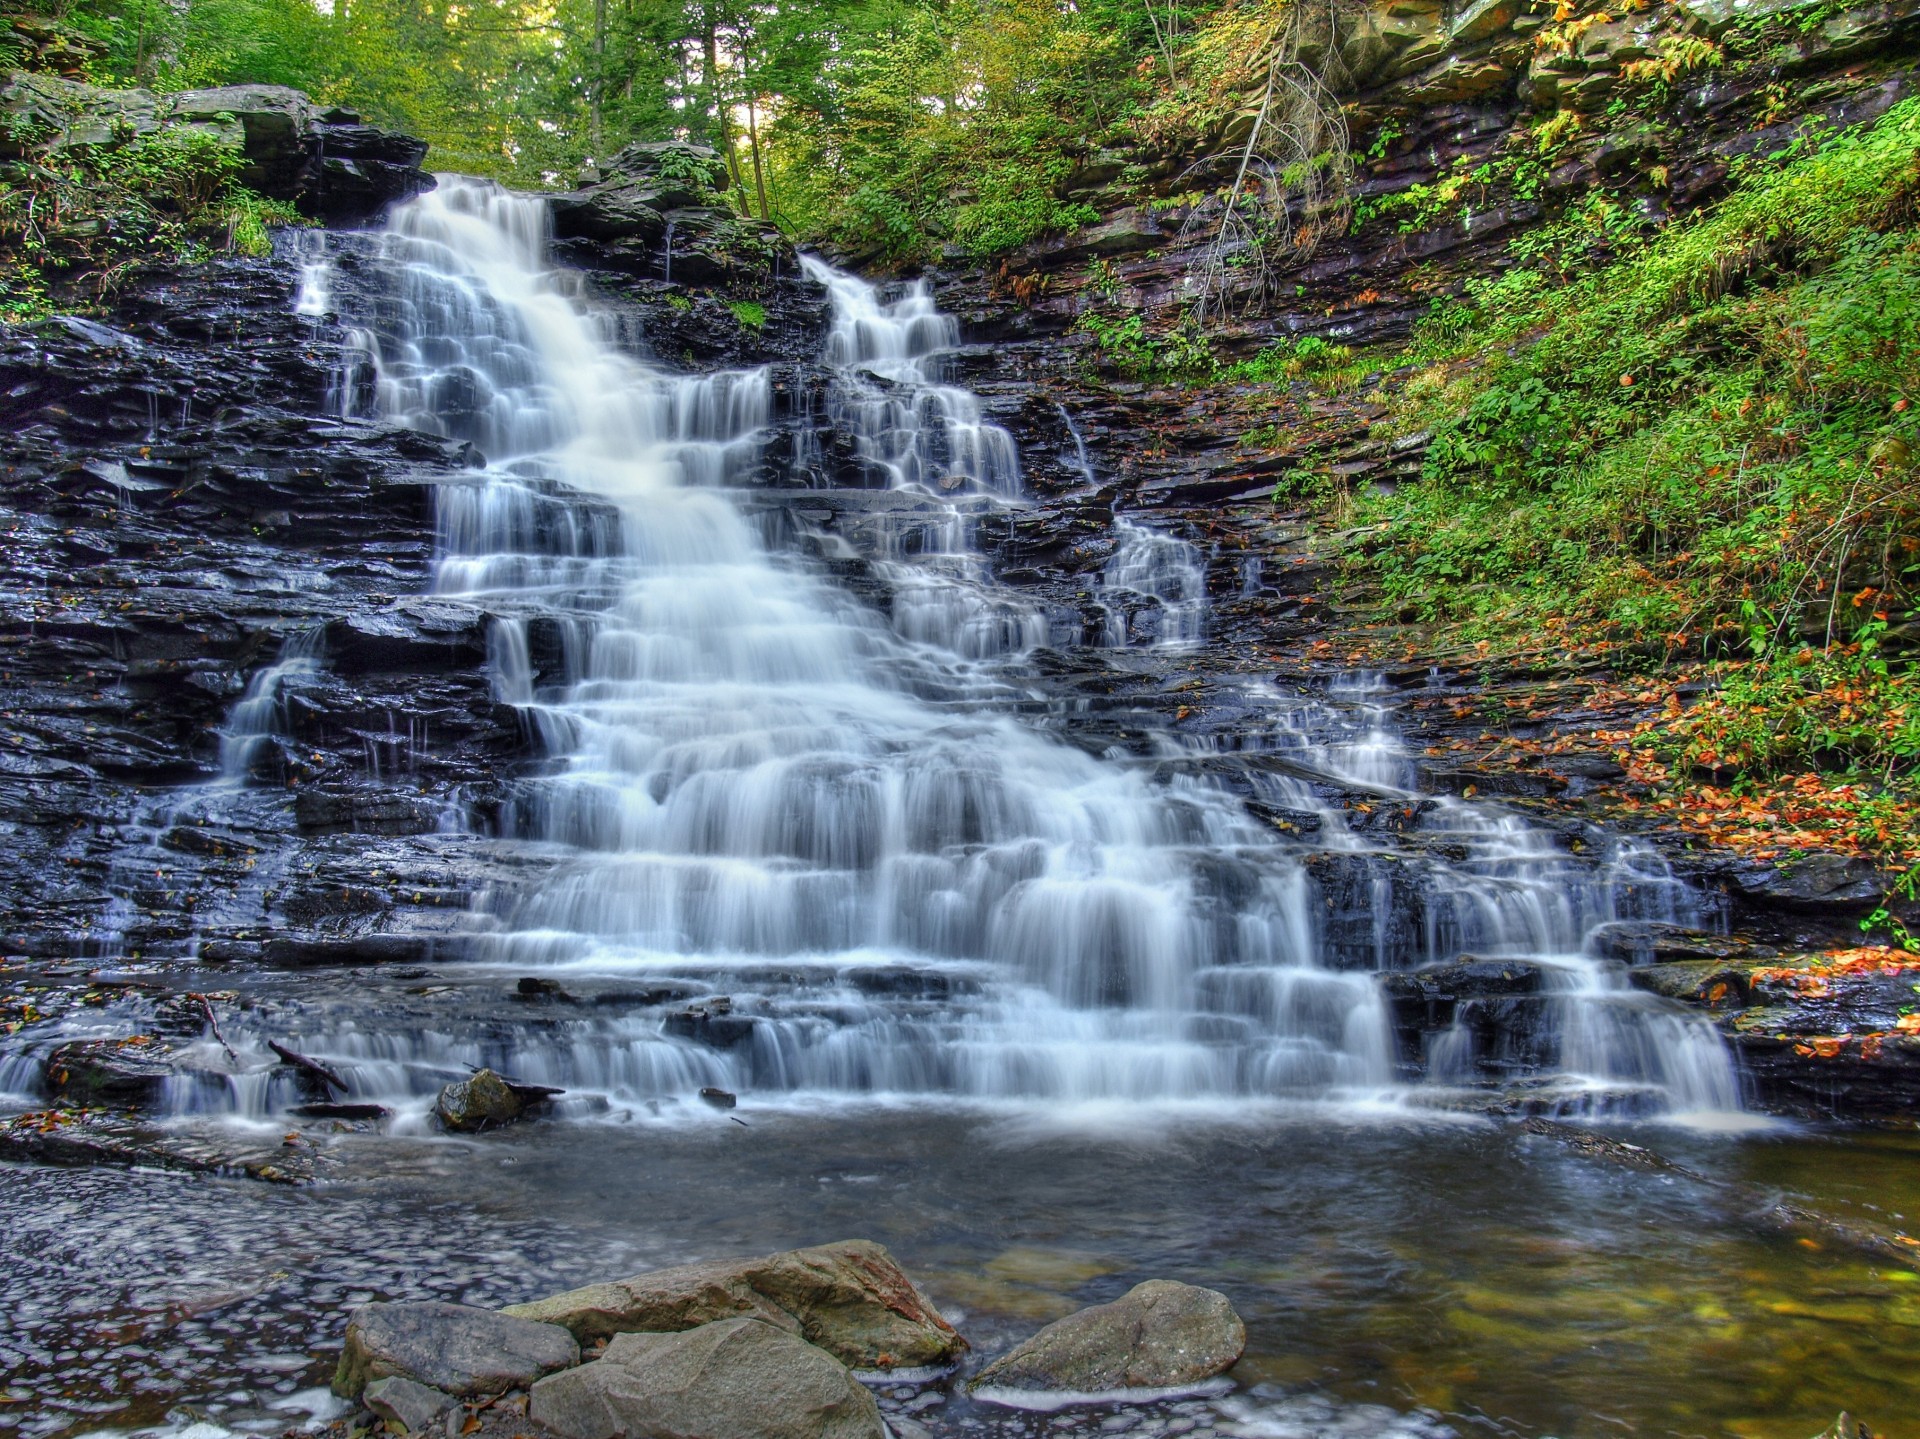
4,1111,1917,1439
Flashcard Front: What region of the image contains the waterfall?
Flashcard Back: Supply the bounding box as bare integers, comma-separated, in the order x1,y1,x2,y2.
1100,517,1208,649
355,180,1397,1104
14,176,1736,1126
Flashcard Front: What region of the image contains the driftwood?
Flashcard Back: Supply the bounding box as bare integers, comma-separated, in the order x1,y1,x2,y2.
195,995,239,1064
267,1040,347,1095
289,1102,392,1121
1522,1118,1920,1271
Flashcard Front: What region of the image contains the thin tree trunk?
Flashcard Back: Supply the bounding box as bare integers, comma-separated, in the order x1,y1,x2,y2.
739,54,771,222
591,0,607,155
703,21,748,213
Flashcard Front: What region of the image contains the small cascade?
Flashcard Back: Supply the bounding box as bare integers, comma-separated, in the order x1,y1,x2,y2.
1057,402,1097,487
1099,517,1209,648
291,229,332,318
218,628,325,783
800,255,1045,661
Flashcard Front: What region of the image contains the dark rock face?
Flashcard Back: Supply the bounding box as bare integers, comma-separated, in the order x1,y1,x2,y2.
333,1300,579,1398
0,244,521,974
0,74,432,223
548,140,829,367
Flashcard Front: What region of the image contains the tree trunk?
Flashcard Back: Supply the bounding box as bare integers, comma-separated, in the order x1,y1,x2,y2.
740,54,771,222
702,21,748,214
591,0,607,156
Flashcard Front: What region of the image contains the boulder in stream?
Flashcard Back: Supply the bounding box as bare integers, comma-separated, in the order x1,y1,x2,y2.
502,1238,966,1368
528,1317,885,1439
42,1038,173,1103
969,1279,1244,1395
333,1300,578,1398
434,1069,522,1132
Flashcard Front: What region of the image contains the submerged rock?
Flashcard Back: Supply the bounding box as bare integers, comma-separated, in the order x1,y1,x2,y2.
1810,1414,1881,1439
970,1279,1244,1394
363,1375,457,1433
333,1300,578,1398
434,1069,522,1132
502,1239,965,1368
528,1318,886,1439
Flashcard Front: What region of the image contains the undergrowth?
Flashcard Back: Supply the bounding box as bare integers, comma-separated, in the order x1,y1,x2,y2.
1333,97,1920,863
0,116,306,319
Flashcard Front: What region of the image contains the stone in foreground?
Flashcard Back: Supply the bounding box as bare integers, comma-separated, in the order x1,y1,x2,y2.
529,1318,885,1439
363,1375,456,1433
970,1279,1244,1393
435,1069,522,1131
334,1300,578,1398
503,1238,964,1368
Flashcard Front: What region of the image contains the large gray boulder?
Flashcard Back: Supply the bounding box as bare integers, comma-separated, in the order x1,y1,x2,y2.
970,1280,1245,1394
333,1300,579,1399
528,1318,885,1439
503,1239,965,1369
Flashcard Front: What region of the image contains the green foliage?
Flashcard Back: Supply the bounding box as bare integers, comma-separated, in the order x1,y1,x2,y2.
727,298,767,328
1081,307,1215,381
1347,98,1920,793
1224,333,1352,384
0,107,306,315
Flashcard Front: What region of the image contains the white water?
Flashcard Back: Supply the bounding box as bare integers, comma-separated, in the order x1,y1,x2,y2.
1101,517,1209,648
7,178,1742,1125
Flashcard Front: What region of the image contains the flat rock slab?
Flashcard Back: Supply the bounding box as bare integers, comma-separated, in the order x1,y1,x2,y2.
971,1279,1245,1394
334,1300,579,1398
528,1318,885,1439
364,1375,456,1433
503,1238,965,1369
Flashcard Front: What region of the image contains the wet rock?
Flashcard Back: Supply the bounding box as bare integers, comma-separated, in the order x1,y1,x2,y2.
0,1106,330,1183
435,1069,522,1132
527,1318,885,1439
502,1239,966,1368
363,1375,457,1433
549,142,784,287
1727,852,1890,910
969,1279,1245,1394
42,1037,173,1102
664,1002,758,1048
1587,921,1765,965
1808,1413,1881,1439
698,1086,737,1110
333,1300,578,1399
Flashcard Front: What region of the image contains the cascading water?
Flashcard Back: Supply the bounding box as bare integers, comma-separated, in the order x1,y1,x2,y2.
28,176,1738,1126
1100,518,1209,648
799,257,1047,661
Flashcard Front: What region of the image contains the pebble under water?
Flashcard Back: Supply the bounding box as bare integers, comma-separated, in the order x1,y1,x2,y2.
2,1115,1917,1439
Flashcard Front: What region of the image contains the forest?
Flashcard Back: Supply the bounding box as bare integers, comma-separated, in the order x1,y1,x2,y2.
14,0,1216,256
